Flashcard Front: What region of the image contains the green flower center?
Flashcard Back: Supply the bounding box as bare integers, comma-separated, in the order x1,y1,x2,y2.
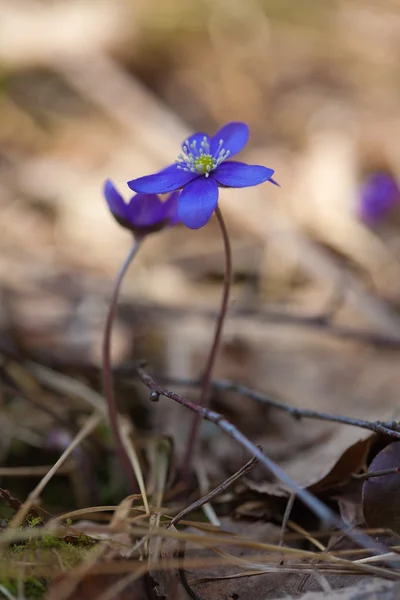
194,154,216,175
176,136,230,178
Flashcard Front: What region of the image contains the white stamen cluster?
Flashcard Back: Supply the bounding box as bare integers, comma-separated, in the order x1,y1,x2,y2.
176,136,230,177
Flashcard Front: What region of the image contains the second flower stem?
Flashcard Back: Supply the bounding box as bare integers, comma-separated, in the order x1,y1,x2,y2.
103,238,143,493
182,206,232,479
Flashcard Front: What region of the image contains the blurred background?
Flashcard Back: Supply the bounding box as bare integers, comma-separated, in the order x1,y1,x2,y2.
2,0,400,509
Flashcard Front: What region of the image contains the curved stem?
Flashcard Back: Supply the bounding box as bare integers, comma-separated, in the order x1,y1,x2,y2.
182,206,232,478
103,238,143,492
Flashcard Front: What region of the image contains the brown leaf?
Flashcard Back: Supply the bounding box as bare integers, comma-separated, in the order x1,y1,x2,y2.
308,436,372,494
362,441,400,533
333,479,365,528
243,431,374,507
285,430,373,494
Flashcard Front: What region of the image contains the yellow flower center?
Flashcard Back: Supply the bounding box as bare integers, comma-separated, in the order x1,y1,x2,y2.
175,136,230,177
194,155,215,176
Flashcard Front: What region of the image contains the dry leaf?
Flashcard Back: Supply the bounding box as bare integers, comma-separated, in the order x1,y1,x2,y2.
362,441,400,533
244,431,374,499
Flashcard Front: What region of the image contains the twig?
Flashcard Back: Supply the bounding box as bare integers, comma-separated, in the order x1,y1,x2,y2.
183,206,233,479
170,455,258,528
194,463,220,527
279,493,296,547
154,375,400,439
134,366,388,556
353,468,400,481
213,380,400,438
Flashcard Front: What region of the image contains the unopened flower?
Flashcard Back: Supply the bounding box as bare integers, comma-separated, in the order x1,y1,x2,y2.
127,122,275,229
104,180,179,235
359,173,400,226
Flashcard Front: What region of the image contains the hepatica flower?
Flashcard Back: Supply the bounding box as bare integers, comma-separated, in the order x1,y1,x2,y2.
104,179,179,236
359,173,400,226
127,122,275,229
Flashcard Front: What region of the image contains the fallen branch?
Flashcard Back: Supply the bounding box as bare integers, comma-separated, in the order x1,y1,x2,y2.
170,455,258,528
156,375,400,439
134,366,387,556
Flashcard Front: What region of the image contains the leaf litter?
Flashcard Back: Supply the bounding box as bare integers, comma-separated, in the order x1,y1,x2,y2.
3,2,400,598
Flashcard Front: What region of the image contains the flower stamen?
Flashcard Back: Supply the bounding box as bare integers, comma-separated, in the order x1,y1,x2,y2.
176,137,230,176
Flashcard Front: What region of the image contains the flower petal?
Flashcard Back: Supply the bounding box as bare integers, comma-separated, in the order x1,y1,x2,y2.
128,164,199,194
103,179,129,221
359,173,400,225
163,191,180,225
178,177,219,229
127,193,165,227
212,161,274,188
181,132,211,155
211,122,249,159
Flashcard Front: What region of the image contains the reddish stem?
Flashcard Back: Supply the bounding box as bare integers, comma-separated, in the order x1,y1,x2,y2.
103,238,143,492
182,206,232,479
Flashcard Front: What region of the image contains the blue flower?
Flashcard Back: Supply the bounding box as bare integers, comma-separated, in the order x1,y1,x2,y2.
359,173,400,226
127,122,276,229
104,180,179,236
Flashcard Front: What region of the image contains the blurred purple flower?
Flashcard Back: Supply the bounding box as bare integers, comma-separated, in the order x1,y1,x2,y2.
46,428,72,451
104,180,179,235
359,173,400,226
127,122,276,229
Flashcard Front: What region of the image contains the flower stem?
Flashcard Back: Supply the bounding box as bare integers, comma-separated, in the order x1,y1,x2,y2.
182,206,232,479
103,238,143,492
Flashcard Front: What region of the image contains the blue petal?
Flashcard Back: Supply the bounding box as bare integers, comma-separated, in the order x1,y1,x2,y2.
128,164,199,194
178,177,219,229
212,161,274,188
359,173,400,225
103,179,129,221
210,122,249,159
181,132,211,156
163,191,180,225
127,193,165,227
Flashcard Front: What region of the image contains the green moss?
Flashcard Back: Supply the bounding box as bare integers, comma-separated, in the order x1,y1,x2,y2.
0,577,47,599
9,534,95,567
26,516,43,528
0,523,97,599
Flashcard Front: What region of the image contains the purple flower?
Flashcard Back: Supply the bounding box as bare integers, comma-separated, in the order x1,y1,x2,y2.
127,122,275,229
359,173,400,226
104,180,179,236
